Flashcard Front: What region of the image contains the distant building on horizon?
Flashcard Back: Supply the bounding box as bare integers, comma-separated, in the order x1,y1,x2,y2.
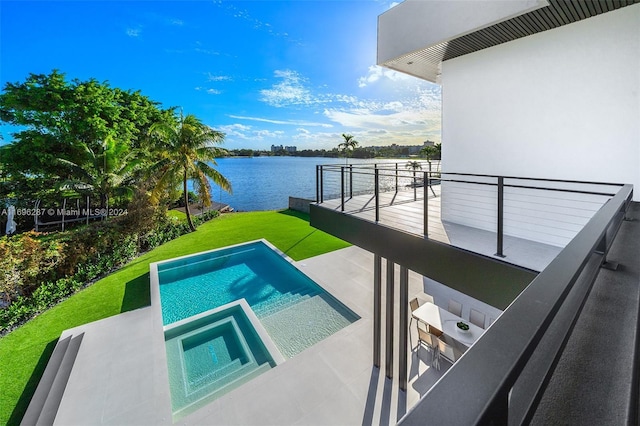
270,144,297,154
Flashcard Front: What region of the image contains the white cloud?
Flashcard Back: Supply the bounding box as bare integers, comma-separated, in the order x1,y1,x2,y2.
126,28,141,37
219,123,252,140
260,70,315,108
246,69,441,148
357,65,411,88
207,73,232,82
195,48,220,56
228,114,333,128
213,1,295,42
321,86,442,145
255,130,285,139
195,86,223,95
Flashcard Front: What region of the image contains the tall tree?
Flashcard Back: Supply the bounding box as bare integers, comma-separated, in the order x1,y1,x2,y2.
0,70,167,205
148,113,232,232
338,133,359,164
420,143,442,163
56,134,140,211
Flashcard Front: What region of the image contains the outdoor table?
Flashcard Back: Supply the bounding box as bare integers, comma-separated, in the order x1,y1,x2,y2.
412,301,484,348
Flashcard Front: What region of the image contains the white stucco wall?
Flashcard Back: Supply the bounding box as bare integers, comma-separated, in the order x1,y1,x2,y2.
441,3,640,190
439,4,640,246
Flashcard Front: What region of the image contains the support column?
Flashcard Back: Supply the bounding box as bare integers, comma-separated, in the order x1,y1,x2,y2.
373,254,382,368
399,266,409,391
385,259,395,379
496,176,505,257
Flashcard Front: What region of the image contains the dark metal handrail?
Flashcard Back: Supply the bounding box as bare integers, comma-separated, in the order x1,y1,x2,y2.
316,165,622,252
399,183,633,425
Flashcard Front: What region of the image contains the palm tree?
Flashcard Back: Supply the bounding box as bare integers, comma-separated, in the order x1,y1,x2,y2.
421,143,441,167
338,133,359,164
148,113,232,232
405,160,423,199
405,160,422,172
57,134,140,213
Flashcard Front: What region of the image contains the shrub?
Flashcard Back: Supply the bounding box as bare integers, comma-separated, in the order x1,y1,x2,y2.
0,203,220,334
0,277,82,332
0,232,64,304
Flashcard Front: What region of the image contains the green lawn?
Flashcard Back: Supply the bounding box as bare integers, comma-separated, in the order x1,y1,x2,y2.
0,209,349,425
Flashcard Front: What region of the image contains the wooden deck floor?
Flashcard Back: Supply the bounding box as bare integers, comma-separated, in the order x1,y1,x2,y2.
318,185,561,272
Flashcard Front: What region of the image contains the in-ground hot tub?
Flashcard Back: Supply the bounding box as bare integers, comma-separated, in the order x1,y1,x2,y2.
164,300,284,420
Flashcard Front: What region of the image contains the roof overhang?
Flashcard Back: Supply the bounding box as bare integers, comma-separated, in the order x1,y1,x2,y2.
378,0,640,83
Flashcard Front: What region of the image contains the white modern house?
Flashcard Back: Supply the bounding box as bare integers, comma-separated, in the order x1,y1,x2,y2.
21,2,640,425
379,0,639,189
311,1,639,424
380,0,640,247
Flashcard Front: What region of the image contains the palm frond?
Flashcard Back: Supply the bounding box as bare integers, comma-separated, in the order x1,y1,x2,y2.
196,161,232,193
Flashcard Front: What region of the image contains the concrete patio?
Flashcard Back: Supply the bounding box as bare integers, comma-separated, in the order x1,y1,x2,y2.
32,246,461,425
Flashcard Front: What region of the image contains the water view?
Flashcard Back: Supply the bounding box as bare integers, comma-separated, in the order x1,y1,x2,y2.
210,157,409,211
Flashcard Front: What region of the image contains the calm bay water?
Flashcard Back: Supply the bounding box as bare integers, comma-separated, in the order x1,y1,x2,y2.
208,157,401,211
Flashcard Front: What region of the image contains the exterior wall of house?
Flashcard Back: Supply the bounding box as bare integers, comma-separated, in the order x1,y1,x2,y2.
440,4,640,246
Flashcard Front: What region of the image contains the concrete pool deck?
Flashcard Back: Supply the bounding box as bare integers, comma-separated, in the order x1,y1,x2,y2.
35,246,447,425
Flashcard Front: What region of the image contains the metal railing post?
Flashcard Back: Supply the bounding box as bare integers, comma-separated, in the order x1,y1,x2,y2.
349,165,353,199
375,168,380,222
395,163,399,193
319,165,324,203
341,166,345,212
424,171,429,238
413,170,417,201
316,165,320,203
496,176,505,257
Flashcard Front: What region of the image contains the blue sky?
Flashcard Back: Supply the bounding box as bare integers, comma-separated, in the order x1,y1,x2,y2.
1,0,441,150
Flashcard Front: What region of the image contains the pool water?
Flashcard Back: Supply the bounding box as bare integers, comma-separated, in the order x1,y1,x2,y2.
164,301,283,420
154,240,359,420
158,241,359,358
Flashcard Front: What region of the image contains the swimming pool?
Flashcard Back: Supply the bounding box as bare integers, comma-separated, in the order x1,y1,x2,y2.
151,240,359,419
164,300,285,419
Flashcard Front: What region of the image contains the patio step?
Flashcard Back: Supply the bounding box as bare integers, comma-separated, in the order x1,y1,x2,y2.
21,332,84,426
252,286,321,318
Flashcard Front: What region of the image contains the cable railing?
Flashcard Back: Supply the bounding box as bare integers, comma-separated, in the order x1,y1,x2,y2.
316,161,441,203
314,162,634,423
315,163,623,255
399,182,633,425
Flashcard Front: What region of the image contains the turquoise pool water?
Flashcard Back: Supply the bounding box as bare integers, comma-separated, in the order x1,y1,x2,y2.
158,241,359,358
155,241,359,419
164,301,281,420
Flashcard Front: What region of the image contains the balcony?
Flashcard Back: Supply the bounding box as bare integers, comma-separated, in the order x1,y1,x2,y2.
313,162,621,271
310,162,636,424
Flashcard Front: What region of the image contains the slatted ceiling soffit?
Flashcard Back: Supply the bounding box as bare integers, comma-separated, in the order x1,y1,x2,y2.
383,0,640,83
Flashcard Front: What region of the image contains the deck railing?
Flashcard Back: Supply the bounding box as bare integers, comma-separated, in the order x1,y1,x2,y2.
316,163,624,254
315,162,634,424
399,182,633,425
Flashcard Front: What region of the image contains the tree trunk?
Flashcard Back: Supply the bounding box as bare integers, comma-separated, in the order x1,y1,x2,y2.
184,170,197,232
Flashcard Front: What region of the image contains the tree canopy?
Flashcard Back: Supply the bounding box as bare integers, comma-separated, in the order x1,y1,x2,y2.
0,70,171,209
